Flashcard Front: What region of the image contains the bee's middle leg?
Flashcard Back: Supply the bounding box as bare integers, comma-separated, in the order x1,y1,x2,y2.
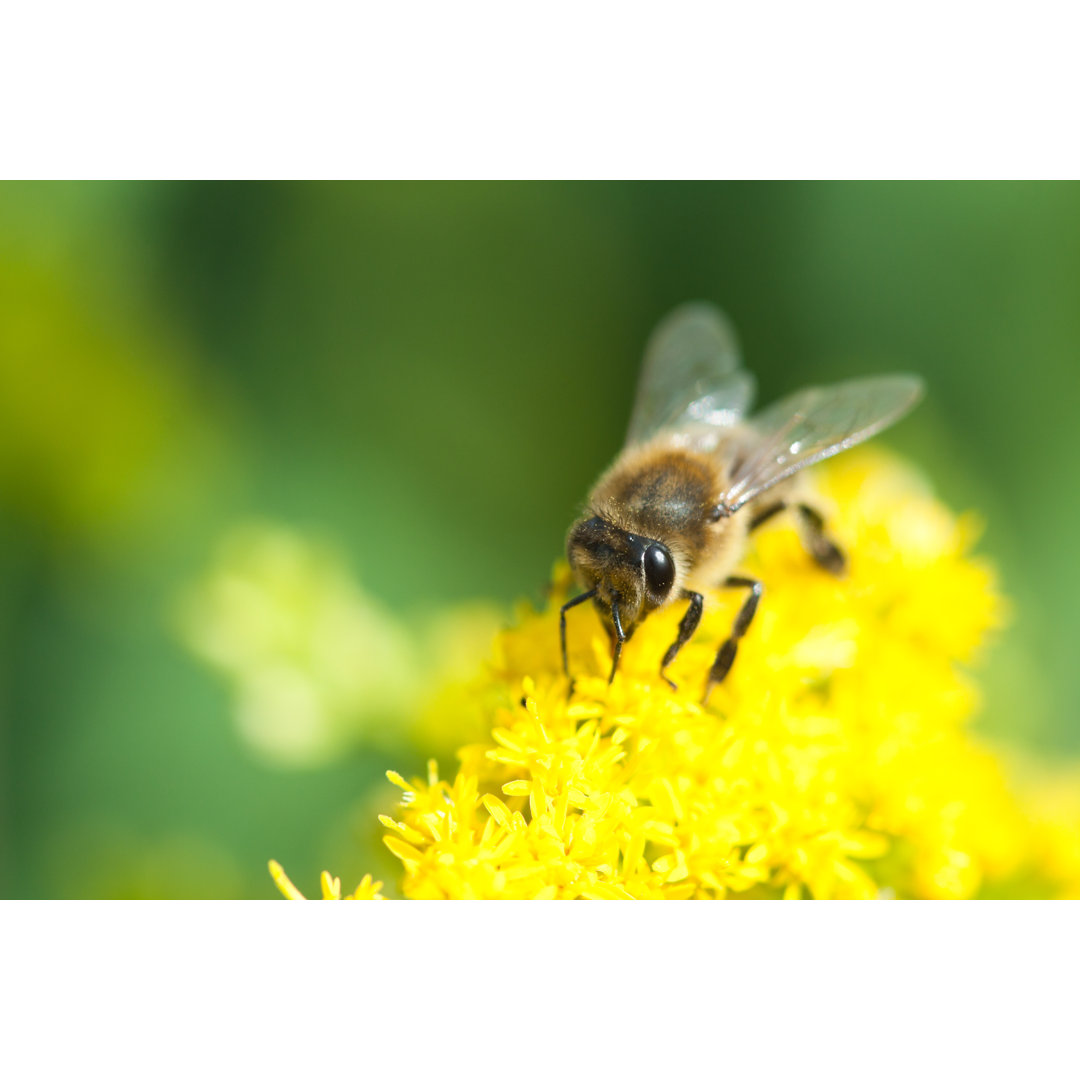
703,575,763,703
751,500,845,576
658,590,704,691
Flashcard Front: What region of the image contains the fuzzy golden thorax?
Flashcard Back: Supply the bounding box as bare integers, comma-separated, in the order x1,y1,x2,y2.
567,442,746,636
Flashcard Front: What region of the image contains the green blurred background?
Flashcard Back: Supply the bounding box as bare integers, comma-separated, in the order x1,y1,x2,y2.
2,182,1078,899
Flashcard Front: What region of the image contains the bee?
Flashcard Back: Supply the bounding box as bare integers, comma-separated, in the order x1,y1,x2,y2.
562,302,924,700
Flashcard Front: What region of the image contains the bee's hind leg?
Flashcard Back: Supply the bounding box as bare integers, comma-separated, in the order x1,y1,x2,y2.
658,590,704,691
703,576,763,704
750,500,845,576
795,504,846,575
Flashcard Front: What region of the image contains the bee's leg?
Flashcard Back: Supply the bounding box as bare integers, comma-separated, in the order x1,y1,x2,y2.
703,575,763,704
560,588,597,685
658,590,704,691
750,500,845,576
749,501,785,531
796,504,846,575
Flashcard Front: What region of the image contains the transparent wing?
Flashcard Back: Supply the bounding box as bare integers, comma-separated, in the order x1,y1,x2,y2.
625,302,756,448
720,374,924,513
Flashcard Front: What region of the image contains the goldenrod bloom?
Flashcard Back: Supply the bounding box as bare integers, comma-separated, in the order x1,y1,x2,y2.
274,451,1080,899
179,524,503,769
269,859,384,900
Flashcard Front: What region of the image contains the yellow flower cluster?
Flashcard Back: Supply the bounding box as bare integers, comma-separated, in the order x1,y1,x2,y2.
269,859,384,900
179,524,502,768
273,451,1080,899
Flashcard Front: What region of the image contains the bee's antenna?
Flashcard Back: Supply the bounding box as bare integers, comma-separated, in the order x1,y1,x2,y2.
560,589,597,679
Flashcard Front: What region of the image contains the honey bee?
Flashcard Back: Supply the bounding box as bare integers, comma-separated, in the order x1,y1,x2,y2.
563,303,924,700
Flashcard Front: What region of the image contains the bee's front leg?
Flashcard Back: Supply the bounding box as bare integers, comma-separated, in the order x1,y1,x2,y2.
703,575,763,703
560,588,597,686
658,590,704,691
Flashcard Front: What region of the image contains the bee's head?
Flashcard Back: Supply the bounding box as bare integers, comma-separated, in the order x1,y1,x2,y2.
566,515,677,640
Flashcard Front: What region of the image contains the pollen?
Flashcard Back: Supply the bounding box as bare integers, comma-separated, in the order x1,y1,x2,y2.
272,450,1080,900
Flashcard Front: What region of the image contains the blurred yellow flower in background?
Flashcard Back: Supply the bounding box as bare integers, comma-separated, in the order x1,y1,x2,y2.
178,525,416,766
274,451,1080,899
178,523,504,768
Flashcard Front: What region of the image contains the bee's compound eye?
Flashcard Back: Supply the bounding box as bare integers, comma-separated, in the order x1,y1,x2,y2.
643,543,675,596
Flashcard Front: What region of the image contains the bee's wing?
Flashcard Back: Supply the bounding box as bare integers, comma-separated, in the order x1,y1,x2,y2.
625,303,756,448
720,374,924,513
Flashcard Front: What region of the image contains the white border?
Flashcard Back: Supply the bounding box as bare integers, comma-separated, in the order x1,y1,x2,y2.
2,3,1078,178
2,901,1076,1075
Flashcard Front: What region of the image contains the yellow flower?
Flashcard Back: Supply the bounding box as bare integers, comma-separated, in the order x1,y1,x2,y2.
269,859,384,900
273,450,1080,899
178,523,504,768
